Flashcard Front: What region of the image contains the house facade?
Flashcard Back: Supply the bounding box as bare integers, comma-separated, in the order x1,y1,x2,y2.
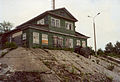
0,8,89,49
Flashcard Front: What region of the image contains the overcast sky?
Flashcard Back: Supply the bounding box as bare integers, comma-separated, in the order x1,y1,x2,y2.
0,0,120,50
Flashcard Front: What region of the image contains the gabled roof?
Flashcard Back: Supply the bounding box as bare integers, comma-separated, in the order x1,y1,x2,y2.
47,7,78,21
75,32,90,39
17,7,77,29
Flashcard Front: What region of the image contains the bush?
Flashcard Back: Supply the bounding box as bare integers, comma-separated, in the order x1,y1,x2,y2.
5,42,18,49
107,64,114,71
96,59,100,64
79,47,92,58
97,48,104,56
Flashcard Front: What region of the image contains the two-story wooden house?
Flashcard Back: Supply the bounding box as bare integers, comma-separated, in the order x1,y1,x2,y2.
0,8,89,49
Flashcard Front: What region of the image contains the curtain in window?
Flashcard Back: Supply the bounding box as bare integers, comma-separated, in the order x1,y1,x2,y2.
33,32,39,44
42,34,48,45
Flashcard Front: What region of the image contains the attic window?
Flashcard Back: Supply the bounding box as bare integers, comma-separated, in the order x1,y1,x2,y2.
65,21,73,30
51,17,60,27
37,19,44,25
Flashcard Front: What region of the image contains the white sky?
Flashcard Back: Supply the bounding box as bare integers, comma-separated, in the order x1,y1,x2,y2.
0,0,120,50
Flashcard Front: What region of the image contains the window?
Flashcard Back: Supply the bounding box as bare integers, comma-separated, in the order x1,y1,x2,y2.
53,36,63,48
23,33,26,40
65,38,73,48
51,18,55,26
51,17,60,27
42,34,48,45
37,19,44,25
82,41,86,47
69,39,73,48
53,36,57,46
56,19,60,27
76,40,81,46
65,22,73,30
58,37,63,47
33,32,39,44
65,22,69,30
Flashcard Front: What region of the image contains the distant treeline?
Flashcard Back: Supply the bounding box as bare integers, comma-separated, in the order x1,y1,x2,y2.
97,41,120,58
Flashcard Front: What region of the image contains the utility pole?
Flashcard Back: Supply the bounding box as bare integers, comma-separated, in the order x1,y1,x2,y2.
52,0,55,10
88,13,100,55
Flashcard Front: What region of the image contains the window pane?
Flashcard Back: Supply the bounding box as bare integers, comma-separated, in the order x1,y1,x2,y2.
42,34,48,45
23,33,26,40
51,18,55,26
33,32,39,44
77,40,81,46
56,19,60,27
82,41,86,47
69,39,73,48
37,19,44,25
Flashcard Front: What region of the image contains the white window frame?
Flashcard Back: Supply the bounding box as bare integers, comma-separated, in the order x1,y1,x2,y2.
37,18,44,25
76,40,81,46
56,19,60,27
65,21,73,30
69,39,73,48
22,33,26,40
82,41,86,47
33,32,39,44
65,38,73,48
51,17,60,27
42,34,48,45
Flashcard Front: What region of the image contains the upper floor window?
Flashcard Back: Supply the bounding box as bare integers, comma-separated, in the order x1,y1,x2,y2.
65,21,73,30
51,17,60,27
37,19,44,25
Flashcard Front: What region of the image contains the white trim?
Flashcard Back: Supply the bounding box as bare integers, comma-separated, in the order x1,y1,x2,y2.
51,17,60,27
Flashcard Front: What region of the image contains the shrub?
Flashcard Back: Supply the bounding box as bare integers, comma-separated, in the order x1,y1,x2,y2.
96,59,100,64
5,42,18,49
79,47,92,58
107,64,114,71
97,48,104,56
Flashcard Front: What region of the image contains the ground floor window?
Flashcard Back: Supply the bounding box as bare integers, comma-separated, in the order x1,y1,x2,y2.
22,33,26,40
53,36,63,48
42,34,48,45
33,32,39,44
76,40,81,46
82,41,86,47
65,38,73,48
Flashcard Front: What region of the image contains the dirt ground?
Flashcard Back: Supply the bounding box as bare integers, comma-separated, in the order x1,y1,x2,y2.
0,47,120,82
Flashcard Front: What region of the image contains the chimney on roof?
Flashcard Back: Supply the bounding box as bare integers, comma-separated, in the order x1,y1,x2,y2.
52,0,55,10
